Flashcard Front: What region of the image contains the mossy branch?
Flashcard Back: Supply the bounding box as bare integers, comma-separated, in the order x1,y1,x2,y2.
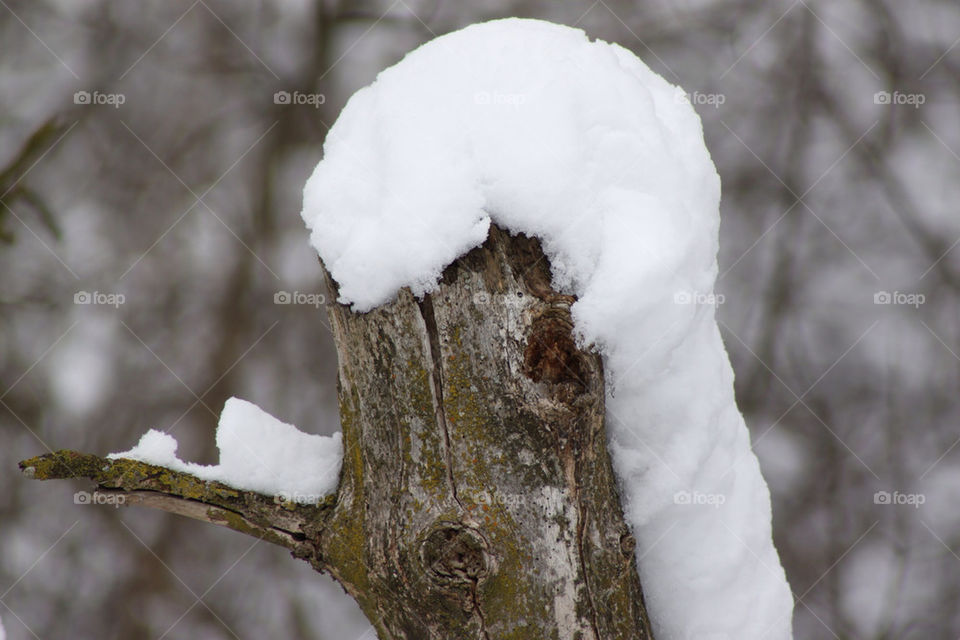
18,450,335,564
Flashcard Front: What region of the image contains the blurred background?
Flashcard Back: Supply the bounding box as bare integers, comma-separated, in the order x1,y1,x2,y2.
1,1,957,638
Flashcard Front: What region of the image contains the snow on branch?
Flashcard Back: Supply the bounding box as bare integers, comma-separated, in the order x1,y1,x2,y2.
18,450,333,559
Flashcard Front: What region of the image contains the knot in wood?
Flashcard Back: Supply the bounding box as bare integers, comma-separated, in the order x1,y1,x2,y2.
420,523,489,587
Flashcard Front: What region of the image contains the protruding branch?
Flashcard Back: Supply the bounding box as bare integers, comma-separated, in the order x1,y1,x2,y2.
19,450,335,564
0,116,74,241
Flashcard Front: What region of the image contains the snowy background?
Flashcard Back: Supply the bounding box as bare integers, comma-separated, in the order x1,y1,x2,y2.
1,1,958,639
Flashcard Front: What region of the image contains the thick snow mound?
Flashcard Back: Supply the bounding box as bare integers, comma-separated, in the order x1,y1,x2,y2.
110,398,342,503
302,17,793,639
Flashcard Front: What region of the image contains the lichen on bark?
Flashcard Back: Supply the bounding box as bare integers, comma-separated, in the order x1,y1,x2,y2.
19,450,332,559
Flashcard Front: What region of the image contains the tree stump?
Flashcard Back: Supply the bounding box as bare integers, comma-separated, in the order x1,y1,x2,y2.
323,225,652,639
20,224,654,639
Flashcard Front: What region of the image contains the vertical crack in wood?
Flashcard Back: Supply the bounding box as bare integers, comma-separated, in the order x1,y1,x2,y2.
575,466,602,640
471,579,492,640
419,290,495,639
417,293,463,511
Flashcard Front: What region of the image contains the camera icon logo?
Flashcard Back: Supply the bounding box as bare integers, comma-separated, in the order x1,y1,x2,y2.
74,291,91,304
873,490,891,504
73,90,91,105
873,291,891,304
273,91,291,105
74,491,92,504
673,490,692,505
274,291,291,304
874,91,891,105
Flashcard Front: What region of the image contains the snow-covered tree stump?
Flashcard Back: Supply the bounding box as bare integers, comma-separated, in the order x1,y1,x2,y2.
21,225,653,639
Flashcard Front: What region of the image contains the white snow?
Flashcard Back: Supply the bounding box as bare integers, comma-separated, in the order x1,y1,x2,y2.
301,18,793,639
109,398,342,503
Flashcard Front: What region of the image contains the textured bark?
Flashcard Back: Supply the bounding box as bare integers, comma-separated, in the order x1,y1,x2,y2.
323,226,652,639
19,450,332,559
20,225,653,639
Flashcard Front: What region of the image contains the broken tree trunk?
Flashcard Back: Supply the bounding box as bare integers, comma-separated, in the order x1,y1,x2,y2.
21,225,653,639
